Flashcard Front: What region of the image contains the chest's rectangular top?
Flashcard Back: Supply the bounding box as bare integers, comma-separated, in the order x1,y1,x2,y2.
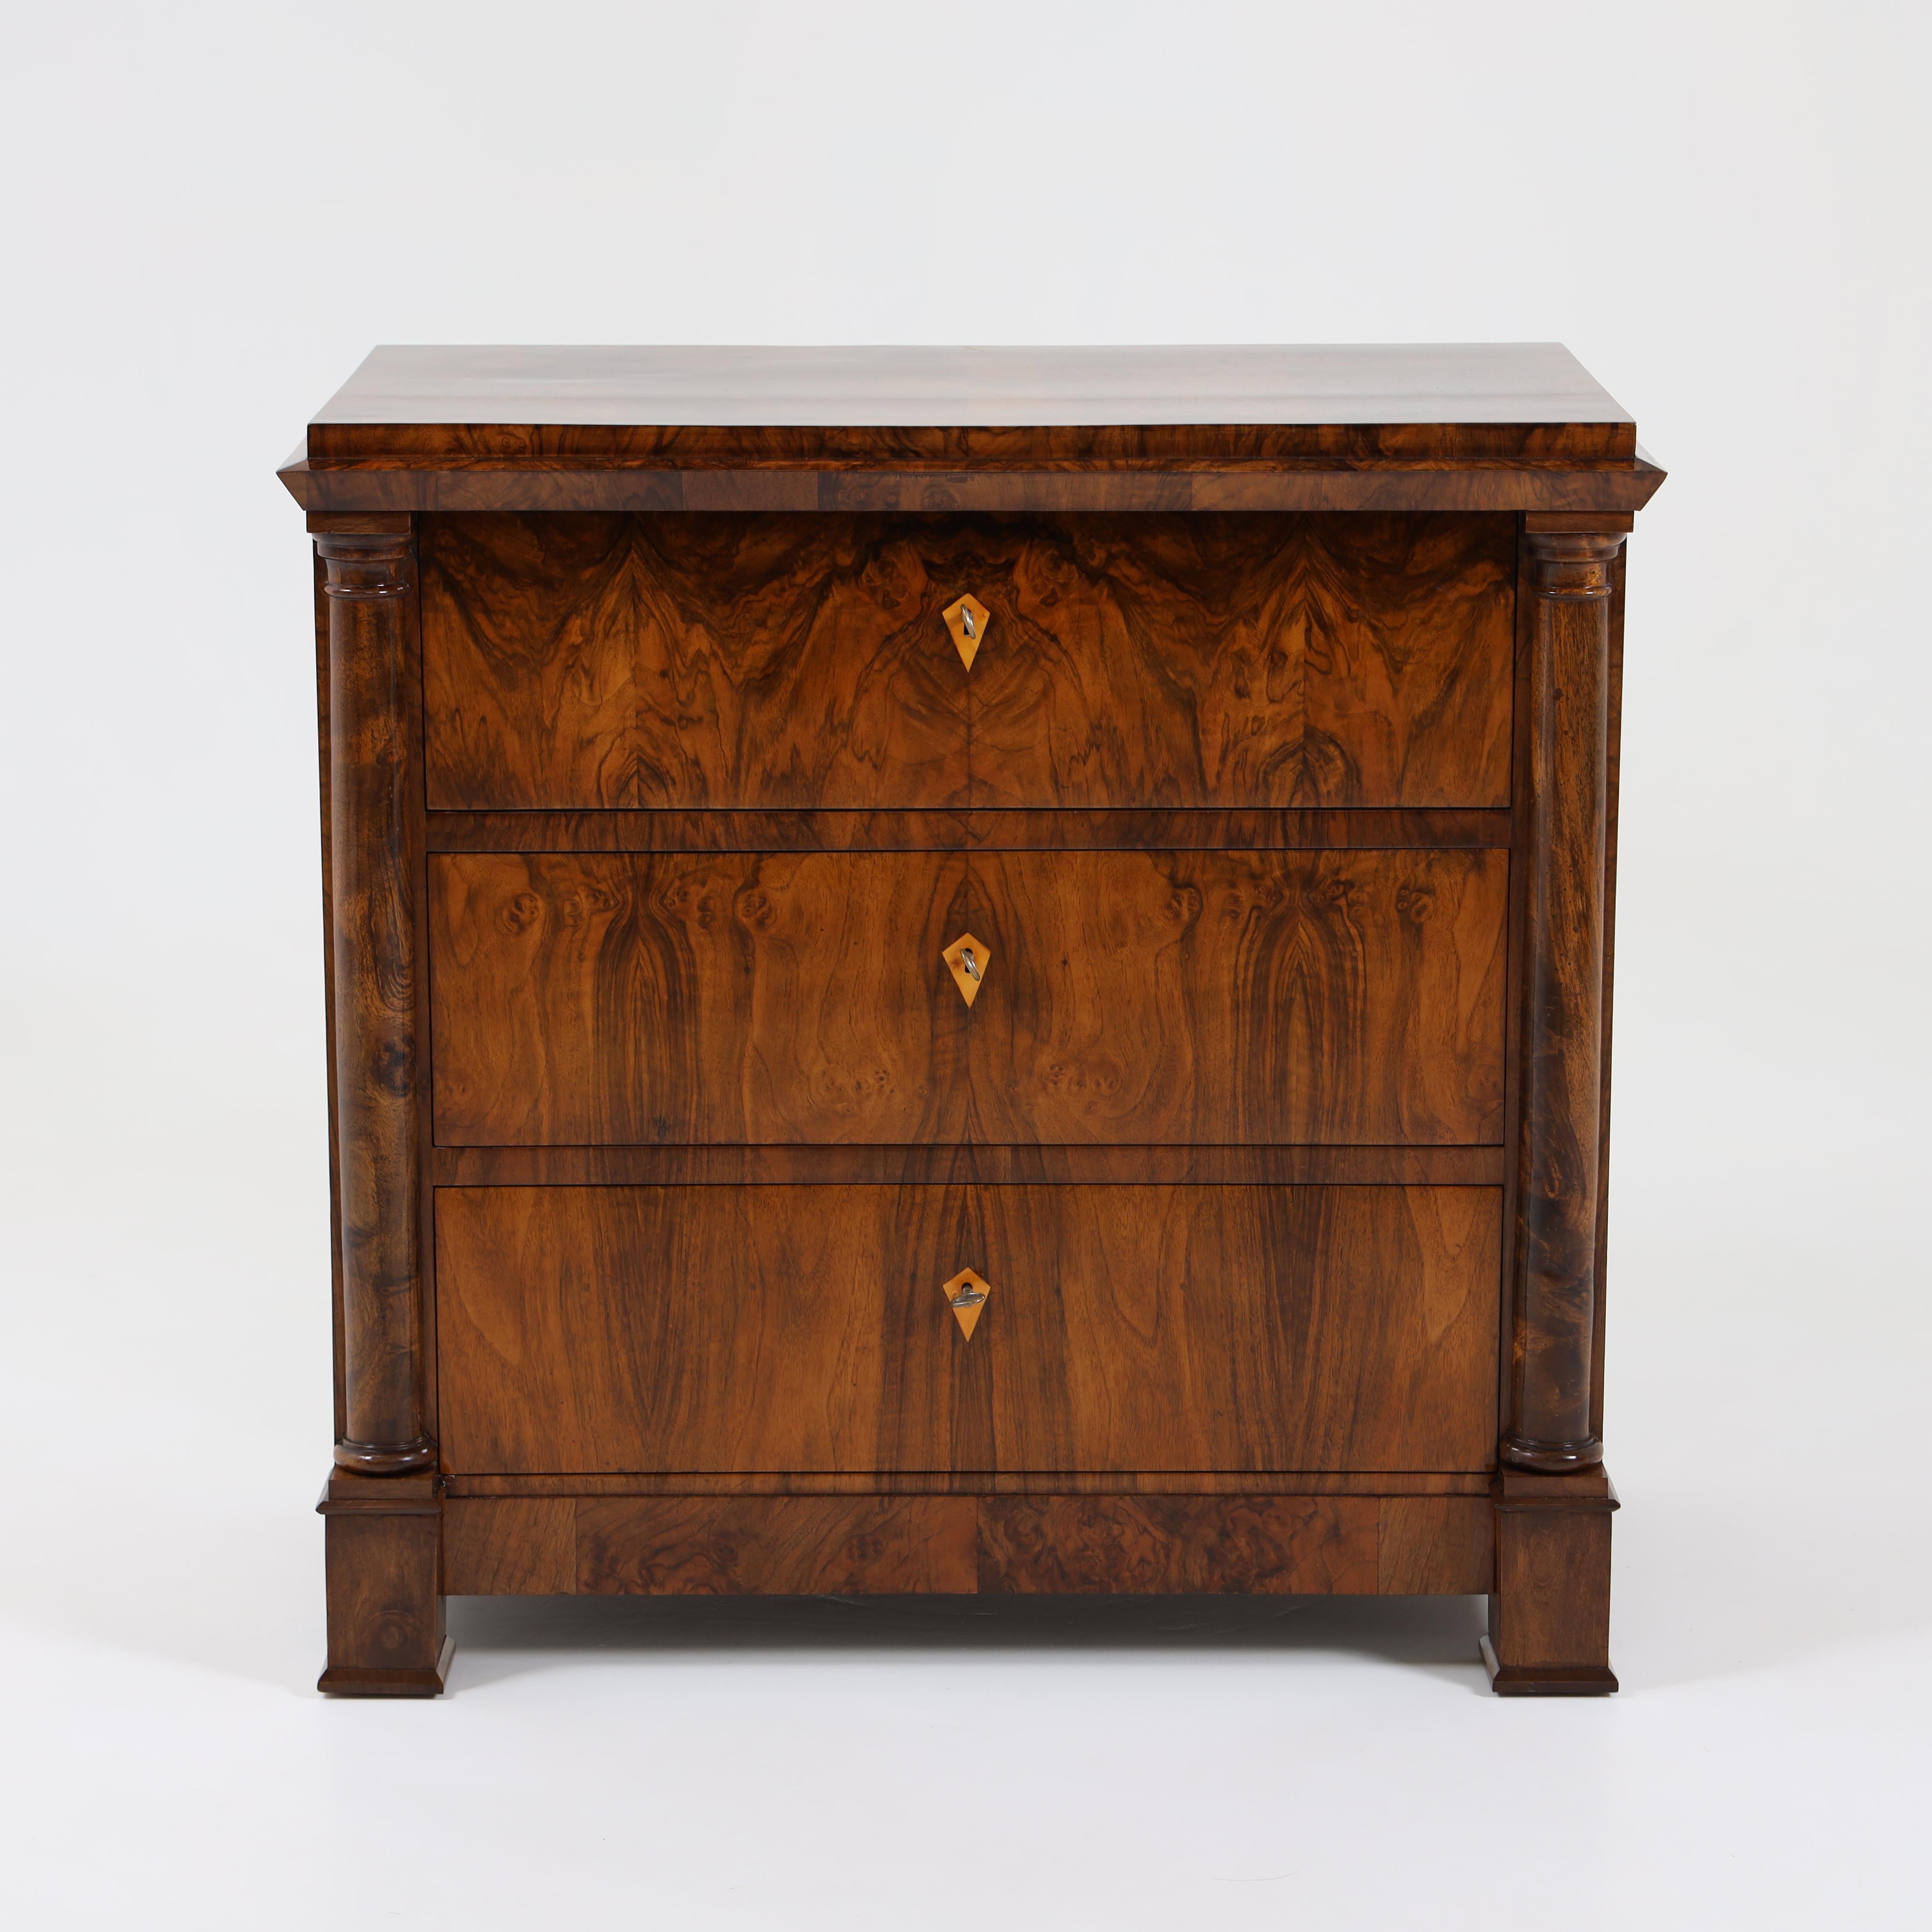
287,344,1662,512
304,343,1636,466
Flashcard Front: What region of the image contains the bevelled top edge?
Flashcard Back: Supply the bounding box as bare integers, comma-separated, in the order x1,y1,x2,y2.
310,343,1634,430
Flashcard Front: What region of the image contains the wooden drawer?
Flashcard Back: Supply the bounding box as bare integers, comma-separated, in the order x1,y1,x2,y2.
429,847,1506,1146
433,1183,1502,1474
420,511,1514,811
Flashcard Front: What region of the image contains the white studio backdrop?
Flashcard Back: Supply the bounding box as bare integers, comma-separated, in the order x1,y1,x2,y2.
1,4,1928,1928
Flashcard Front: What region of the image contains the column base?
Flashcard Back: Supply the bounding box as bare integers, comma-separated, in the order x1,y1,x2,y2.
334,1436,438,1475
1499,1434,1604,1474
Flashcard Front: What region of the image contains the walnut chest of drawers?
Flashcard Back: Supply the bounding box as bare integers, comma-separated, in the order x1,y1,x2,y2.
282,344,1662,1696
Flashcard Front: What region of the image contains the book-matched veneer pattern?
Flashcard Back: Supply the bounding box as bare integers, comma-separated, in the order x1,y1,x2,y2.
418,512,1515,813
428,847,1507,1148
431,1183,1501,1478
297,348,1652,1694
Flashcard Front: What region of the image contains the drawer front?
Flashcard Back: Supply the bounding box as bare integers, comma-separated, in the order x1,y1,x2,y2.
420,512,1514,812
433,1184,1501,1474
430,848,1506,1146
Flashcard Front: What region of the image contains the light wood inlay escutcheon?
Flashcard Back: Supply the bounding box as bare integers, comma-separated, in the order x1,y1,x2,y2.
942,592,991,670
942,931,992,1008
941,1267,993,1340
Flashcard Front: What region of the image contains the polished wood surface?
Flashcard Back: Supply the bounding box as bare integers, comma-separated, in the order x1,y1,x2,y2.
286,460,1667,516
437,1491,1491,1595
294,345,1654,1697
441,1497,576,1595
575,1497,979,1595
979,1186,1499,1472
425,806,1513,853
1592,547,1628,1444
1504,530,1622,1473
428,847,1505,1146
1484,1468,1618,1693
968,514,1515,809
979,1496,1378,1593
1376,1495,1496,1594
431,1184,1500,1476
442,1469,1493,1497
312,556,346,1442
430,1144,1508,1188
420,513,1512,812
428,851,967,1146
420,514,968,812
317,525,433,1475
969,849,1506,1145
316,1471,447,1696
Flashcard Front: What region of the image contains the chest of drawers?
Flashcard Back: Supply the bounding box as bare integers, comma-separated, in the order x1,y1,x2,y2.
284,345,1662,1696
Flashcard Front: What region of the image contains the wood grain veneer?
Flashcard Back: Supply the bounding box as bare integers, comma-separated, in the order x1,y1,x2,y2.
438,1491,1495,1596
428,1144,1509,1187
307,343,1634,466
423,807,1514,854
418,513,1513,812
286,462,1667,515
316,528,433,1477
293,343,1655,1695
431,1183,1501,1477
427,847,1505,1147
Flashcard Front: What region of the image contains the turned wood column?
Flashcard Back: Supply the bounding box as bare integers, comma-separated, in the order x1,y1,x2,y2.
318,521,433,1475
1505,526,1626,1473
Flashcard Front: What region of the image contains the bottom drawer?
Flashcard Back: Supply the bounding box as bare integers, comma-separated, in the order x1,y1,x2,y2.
433,1184,1500,1475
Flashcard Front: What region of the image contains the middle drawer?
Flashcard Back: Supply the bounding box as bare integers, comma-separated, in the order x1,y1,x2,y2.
430,847,1506,1147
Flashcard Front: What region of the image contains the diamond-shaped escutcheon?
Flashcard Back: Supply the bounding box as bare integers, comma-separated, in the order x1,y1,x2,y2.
941,593,991,671
942,932,991,1007
941,1267,993,1340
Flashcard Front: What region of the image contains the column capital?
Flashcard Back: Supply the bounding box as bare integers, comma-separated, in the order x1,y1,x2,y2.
317,529,412,601
1525,529,1627,600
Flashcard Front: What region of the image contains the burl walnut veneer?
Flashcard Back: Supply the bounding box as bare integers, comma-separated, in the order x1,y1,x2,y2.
283,345,1662,1696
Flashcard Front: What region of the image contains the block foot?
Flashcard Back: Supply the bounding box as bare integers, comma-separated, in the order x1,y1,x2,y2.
1484,1467,1618,1697
319,1634,454,1698
1480,1634,1617,1696
317,1468,447,1697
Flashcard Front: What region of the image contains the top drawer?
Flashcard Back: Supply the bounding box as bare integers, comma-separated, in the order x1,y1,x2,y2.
419,512,1515,812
